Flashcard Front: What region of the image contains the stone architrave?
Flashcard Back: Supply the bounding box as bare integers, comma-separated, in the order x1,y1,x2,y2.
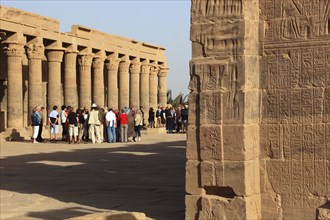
26,41,44,119
119,60,130,111
47,48,64,113
158,67,169,107
140,62,150,124
149,65,159,110
64,48,78,108
78,53,93,109
129,61,141,109
92,54,105,107
3,41,24,128
106,57,121,110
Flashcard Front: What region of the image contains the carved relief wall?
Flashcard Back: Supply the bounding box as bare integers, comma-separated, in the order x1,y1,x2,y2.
187,0,329,219
260,0,330,219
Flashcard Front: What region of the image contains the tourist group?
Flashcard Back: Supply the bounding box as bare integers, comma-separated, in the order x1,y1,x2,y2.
29,104,188,144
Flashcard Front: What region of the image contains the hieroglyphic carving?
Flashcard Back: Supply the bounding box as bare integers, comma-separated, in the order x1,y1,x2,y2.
200,91,221,125
190,21,243,57
262,46,329,211
200,125,222,160
191,0,243,21
190,61,228,91
260,0,330,42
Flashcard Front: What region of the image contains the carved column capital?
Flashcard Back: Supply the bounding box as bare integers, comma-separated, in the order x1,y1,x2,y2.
47,49,65,62
92,56,105,69
3,41,24,57
141,64,151,75
105,58,121,71
65,49,79,54
149,65,160,75
158,67,169,77
130,61,141,74
78,53,93,68
119,60,131,72
26,42,44,60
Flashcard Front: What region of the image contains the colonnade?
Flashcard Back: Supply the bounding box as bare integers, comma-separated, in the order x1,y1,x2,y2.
2,39,169,129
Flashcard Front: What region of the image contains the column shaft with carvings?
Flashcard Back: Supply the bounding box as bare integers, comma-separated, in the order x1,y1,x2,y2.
140,63,150,125
119,60,130,110
129,61,141,109
149,66,159,110
93,56,105,107
78,54,93,108
158,67,169,107
64,50,78,108
47,49,64,113
26,42,44,119
106,58,120,110
3,42,24,128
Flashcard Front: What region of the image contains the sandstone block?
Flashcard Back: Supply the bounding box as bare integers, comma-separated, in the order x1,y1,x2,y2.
222,124,259,161
186,125,198,160
200,161,214,187
186,160,202,195
185,195,201,220
200,125,222,160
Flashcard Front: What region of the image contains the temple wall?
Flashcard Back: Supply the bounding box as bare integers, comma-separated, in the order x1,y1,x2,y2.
187,0,330,219
259,0,330,219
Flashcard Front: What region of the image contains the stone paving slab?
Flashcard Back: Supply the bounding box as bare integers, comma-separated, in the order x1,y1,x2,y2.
0,133,186,220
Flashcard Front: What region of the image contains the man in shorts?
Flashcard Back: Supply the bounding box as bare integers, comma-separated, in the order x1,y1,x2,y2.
67,106,79,144
48,105,59,143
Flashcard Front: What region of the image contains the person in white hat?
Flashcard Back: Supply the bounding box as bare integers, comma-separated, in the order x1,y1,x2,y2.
88,103,102,144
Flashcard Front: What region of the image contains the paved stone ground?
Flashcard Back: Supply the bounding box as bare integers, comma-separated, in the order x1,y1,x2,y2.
0,132,186,220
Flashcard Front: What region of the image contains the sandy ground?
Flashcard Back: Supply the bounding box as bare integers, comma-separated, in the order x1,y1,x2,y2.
0,132,186,220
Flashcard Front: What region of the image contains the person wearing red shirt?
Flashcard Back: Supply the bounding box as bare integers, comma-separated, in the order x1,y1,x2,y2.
118,109,128,142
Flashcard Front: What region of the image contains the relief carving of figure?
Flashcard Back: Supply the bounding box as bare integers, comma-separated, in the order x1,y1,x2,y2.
281,0,307,39
282,0,307,39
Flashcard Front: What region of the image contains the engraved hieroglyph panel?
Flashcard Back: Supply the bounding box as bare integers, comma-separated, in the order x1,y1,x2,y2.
260,0,330,42
261,39,330,216
191,0,243,22
191,20,244,57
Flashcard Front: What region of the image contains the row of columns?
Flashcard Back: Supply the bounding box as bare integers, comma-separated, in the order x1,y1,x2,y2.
3,40,169,129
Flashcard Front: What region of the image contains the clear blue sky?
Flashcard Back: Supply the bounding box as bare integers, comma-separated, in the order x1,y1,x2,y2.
2,0,191,98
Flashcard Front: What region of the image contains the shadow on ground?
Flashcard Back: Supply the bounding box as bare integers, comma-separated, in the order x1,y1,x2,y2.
0,139,186,220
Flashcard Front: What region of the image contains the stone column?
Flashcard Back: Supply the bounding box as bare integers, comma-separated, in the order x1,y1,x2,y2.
186,0,261,219
78,53,93,109
47,48,64,113
149,65,158,110
158,67,169,107
92,55,105,107
129,61,141,109
118,60,130,111
140,62,150,124
106,58,120,110
26,41,44,119
64,49,78,108
3,42,24,128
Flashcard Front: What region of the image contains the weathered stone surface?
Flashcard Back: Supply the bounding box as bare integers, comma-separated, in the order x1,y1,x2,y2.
186,160,202,195
189,0,329,219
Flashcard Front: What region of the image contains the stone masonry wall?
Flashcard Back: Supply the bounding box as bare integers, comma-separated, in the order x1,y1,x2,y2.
187,0,261,219
187,0,330,219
